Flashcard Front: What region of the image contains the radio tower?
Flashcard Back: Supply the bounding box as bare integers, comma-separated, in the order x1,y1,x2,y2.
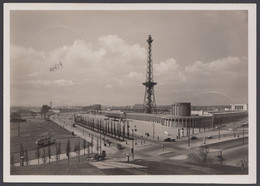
143,35,157,114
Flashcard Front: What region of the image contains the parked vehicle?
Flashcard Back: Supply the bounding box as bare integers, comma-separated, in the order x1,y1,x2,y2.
94,151,106,161
105,139,112,144
117,144,123,149
164,138,175,142
191,136,198,140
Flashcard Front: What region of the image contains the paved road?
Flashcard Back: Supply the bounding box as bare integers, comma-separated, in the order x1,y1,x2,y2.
49,113,248,167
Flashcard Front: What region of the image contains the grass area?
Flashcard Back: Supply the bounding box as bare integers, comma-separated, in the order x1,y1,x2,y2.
11,116,87,163
11,154,105,175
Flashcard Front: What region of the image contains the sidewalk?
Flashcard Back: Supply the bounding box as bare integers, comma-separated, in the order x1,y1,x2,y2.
176,132,248,149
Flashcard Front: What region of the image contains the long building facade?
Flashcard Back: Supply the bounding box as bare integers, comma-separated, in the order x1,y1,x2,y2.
125,102,247,130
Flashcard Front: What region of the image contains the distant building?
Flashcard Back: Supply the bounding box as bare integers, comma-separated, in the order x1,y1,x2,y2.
212,110,248,127
125,102,248,130
230,103,248,111
191,105,231,112
15,109,35,117
126,102,214,130
59,107,82,113
82,104,102,111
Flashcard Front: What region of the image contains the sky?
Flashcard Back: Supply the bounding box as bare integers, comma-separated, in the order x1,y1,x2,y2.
10,10,248,107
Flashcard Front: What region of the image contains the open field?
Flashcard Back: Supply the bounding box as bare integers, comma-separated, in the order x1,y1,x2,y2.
11,116,86,163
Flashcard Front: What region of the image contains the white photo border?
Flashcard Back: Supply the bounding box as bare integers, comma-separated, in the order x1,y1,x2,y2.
3,3,257,184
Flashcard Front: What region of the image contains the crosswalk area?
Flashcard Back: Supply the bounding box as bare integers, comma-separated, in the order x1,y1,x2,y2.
90,161,147,169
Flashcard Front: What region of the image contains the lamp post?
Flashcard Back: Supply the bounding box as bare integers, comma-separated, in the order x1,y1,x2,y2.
218,124,222,140
132,129,134,160
100,134,102,154
153,121,155,139
18,121,20,137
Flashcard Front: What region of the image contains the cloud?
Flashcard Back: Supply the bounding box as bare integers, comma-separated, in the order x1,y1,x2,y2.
155,56,247,105
10,35,147,106
154,58,179,74
10,35,248,106
105,84,112,88
27,79,74,86
185,56,246,74
153,58,187,85
127,72,144,80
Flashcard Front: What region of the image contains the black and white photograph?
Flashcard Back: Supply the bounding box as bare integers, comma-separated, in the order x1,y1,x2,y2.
3,3,257,183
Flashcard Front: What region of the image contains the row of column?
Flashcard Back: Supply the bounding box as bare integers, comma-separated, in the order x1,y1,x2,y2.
162,118,197,128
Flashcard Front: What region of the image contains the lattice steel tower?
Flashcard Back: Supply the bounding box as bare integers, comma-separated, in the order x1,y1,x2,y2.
143,35,157,114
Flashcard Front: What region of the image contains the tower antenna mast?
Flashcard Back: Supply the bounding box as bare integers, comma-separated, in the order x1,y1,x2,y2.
142,35,157,114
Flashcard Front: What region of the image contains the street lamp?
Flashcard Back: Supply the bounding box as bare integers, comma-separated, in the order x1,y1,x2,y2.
132,129,134,160
217,124,222,140
153,121,155,139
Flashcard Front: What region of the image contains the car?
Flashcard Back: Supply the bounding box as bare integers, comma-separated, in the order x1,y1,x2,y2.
191,136,198,140
105,139,112,144
164,138,175,142
117,144,123,149
94,150,106,161
207,136,213,139
145,133,150,137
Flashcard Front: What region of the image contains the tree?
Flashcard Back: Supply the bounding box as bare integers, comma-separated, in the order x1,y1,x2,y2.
192,146,209,163
10,112,21,122
55,143,59,163
11,153,14,168
24,148,29,165
83,138,86,156
74,141,81,162
58,143,61,161
87,142,90,160
47,145,51,164
35,146,41,164
237,157,248,173
96,137,99,154
41,105,51,119
41,148,47,164
66,139,71,163
20,144,24,157
91,135,93,153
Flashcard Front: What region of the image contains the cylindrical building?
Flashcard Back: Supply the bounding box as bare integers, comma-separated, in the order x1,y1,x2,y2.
171,102,191,116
